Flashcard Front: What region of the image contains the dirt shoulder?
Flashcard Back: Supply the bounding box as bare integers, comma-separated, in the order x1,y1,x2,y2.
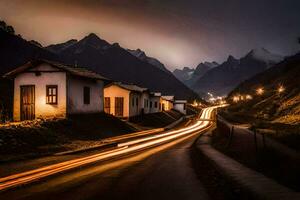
211,119,300,191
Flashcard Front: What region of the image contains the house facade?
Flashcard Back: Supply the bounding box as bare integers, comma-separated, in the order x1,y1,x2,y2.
4,60,108,121
174,100,187,115
160,96,174,111
149,92,161,113
103,82,149,118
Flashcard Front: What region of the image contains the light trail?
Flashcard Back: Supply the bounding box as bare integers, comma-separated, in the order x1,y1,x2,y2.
0,106,217,192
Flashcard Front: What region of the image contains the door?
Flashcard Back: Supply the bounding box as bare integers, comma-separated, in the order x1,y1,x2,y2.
104,97,111,114
20,85,35,121
115,97,124,117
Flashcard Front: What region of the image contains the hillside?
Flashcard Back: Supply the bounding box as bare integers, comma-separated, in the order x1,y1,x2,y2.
192,48,283,96
226,52,300,125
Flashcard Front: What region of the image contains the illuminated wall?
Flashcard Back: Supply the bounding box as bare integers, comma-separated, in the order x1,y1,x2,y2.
13,64,67,121
160,99,173,111
104,85,131,117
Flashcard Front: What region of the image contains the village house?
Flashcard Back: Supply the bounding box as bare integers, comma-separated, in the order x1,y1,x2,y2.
149,92,161,113
174,100,187,115
103,82,150,118
4,60,108,121
160,95,174,111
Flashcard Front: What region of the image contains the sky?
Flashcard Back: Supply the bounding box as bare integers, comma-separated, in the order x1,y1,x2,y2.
1,0,300,70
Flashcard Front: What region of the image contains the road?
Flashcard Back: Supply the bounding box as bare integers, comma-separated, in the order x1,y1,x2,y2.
0,107,217,200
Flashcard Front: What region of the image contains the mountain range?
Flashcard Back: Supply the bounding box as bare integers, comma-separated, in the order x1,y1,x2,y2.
173,61,219,87
173,48,283,97
0,29,198,100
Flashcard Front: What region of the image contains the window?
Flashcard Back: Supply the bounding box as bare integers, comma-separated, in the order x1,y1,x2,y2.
104,97,110,113
46,85,58,104
136,97,139,106
83,86,90,105
154,101,158,108
144,99,147,108
132,97,135,107
150,101,152,108
183,103,186,110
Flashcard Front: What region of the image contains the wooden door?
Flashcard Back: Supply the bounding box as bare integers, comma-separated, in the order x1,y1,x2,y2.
104,97,111,114
20,85,35,121
115,97,124,117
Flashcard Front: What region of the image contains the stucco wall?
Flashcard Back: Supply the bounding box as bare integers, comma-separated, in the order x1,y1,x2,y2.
129,92,141,117
174,103,186,114
140,92,150,114
104,85,130,117
149,96,161,113
68,76,104,114
13,64,67,121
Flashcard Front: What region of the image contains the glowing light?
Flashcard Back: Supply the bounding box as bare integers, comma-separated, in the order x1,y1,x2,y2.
256,87,264,95
233,96,240,102
246,95,252,100
278,85,285,93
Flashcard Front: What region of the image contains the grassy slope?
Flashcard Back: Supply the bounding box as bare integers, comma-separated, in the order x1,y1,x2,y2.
0,113,136,159
223,53,300,149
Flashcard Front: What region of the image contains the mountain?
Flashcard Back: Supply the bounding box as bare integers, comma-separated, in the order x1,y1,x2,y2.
46,33,198,99
192,48,284,97
0,29,57,75
227,52,300,125
173,67,194,82
173,61,218,86
127,48,171,73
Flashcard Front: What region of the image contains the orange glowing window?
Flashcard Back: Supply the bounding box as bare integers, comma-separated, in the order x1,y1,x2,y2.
46,85,58,105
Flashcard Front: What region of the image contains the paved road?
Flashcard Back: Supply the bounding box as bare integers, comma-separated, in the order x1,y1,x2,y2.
0,131,210,200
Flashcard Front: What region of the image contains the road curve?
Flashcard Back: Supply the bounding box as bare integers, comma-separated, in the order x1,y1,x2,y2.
0,106,218,200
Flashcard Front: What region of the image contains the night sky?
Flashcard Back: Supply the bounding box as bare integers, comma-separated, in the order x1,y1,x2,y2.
1,0,300,70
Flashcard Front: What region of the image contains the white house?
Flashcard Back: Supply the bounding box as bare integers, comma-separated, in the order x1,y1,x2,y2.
4,60,108,121
103,82,149,118
149,92,161,113
174,100,187,115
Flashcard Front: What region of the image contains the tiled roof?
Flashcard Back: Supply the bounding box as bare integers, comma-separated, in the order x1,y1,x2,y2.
3,59,109,81
106,82,148,93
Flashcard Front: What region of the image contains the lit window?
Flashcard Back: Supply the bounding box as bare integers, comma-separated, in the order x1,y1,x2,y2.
46,85,58,104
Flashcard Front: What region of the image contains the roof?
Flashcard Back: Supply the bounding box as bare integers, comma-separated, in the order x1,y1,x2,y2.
150,92,162,97
161,95,175,101
174,100,187,104
3,59,109,81
105,82,148,93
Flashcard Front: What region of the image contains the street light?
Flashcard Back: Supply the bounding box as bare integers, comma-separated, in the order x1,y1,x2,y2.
278,85,285,93
256,87,264,95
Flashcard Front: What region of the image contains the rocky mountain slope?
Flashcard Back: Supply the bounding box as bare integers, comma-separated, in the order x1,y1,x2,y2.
192,48,283,96
127,48,170,73
173,61,218,86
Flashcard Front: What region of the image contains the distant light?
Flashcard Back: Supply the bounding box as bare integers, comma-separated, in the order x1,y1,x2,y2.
233,96,240,102
278,85,285,93
256,87,264,95
246,95,252,100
